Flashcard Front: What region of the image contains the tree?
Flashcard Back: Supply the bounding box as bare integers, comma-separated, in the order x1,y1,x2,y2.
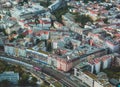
40,1,51,8
6,11,11,17
34,17,39,25
36,39,40,44
47,0,49,6
46,41,52,52
22,73,29,80
9,38,16,42
0,61,5,72
14,66,24,76
2,29,8,36
11,31,17,34
0,80,11,87
106,5,114,10
53,82,62,87
30,77,37,86
24,0,28,4
103,18,109,24
40,83,47,87
18,1,24,6
32,77,37,82
17,34,25,39
53,6,69,23
74,14,93,27
18,73,29,86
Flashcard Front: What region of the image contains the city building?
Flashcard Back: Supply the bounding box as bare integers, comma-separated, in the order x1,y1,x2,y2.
1,0,120,85
48,0,63,12
10,3,45,20
0,71,19,84
74,65,113,87
26,49,48,65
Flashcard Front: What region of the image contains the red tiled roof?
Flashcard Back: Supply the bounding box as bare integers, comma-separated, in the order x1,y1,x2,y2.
23,29,33,35
115,34,120,37
35,31,49,36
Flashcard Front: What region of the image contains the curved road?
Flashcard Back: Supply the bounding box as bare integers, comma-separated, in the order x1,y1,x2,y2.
0,53,80,87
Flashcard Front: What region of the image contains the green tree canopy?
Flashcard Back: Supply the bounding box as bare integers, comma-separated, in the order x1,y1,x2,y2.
0,80,11,87
74,14,93,27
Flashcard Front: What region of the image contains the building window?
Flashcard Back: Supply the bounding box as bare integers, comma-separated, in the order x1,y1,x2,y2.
76,73,79,76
